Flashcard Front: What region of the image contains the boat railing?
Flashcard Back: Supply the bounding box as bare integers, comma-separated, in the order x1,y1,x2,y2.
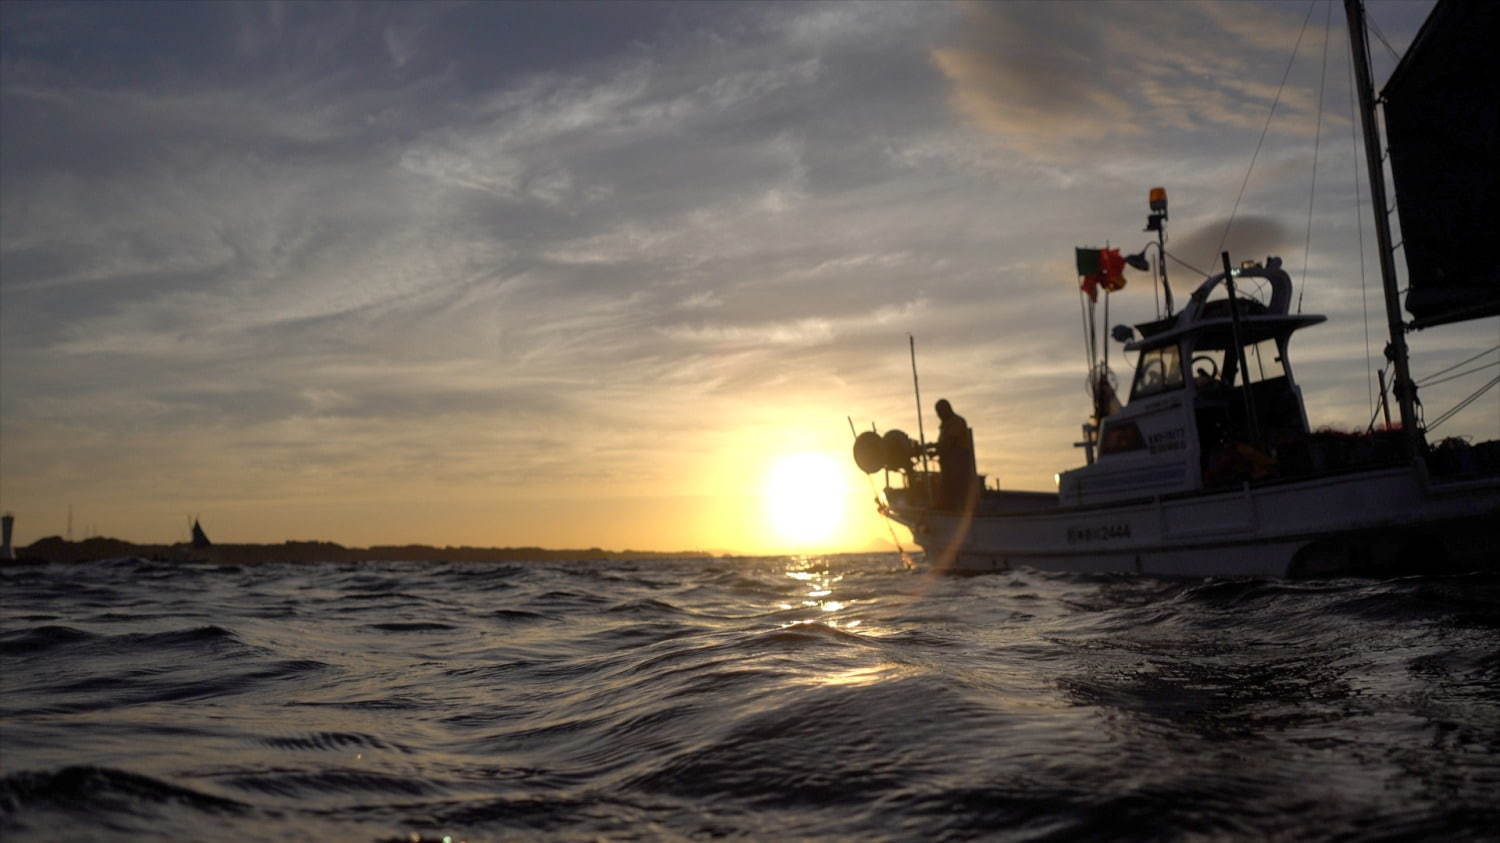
899,470,938,508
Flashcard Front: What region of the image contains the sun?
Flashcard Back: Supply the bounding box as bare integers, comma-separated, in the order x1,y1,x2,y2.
762,451,849,549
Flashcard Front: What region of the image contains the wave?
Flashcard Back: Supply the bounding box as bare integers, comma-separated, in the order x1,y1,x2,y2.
217,768,446,799
260,731,412,754
363,622,459,632
3,556,1498,840
0,766,248,826
0,625,98,655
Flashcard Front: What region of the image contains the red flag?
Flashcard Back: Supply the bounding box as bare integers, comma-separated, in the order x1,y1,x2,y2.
1079,273,1099,302
1100,248,1126,293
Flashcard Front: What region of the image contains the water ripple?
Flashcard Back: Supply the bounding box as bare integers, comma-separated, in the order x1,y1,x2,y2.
2,556,1497,840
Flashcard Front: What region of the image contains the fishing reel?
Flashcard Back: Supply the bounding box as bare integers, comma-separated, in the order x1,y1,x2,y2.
852,429,919,474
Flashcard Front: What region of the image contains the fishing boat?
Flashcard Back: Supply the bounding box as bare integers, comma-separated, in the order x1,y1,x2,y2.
851,0,1499,577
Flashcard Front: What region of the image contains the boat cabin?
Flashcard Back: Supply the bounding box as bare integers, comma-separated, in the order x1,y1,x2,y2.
1058,257,1325,505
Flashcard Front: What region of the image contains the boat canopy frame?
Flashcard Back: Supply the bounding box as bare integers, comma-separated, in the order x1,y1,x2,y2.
1125,260,1326,354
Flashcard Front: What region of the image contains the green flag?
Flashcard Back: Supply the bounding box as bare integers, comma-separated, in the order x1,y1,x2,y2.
1075,247,1102,276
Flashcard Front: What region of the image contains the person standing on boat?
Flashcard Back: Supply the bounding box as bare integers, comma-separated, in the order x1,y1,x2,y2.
934,399,979,511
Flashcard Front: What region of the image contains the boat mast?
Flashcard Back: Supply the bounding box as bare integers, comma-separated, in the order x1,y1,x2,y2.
1220,251,1261,446
908,335,930,476
1344,0,1422,455
1147,187,1172,316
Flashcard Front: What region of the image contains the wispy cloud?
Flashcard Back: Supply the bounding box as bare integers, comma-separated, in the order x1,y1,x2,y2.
930,0,1344,158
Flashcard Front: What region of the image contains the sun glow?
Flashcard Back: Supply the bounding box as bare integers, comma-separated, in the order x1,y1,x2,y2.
761,452,850,549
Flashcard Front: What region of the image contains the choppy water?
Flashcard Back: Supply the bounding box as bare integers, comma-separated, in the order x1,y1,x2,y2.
2,555,1498,841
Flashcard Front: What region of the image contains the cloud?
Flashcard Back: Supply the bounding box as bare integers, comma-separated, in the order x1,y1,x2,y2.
1166,215,1297,279
931,1,1343,159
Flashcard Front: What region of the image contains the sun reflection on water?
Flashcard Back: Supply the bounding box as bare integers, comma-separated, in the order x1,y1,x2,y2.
774,557,916,689
814,663,895,687
780,556,859,630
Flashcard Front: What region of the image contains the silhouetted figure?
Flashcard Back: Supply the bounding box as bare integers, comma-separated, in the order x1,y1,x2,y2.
935,399,978,511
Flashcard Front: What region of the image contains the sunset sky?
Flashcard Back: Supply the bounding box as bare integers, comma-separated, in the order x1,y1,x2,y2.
2,0,1493,555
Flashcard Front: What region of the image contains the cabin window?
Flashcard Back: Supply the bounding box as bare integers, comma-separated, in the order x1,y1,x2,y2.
1194,340,1286,389
1099,421,1145,454
1130,346,1184,399
1246,339,1286,383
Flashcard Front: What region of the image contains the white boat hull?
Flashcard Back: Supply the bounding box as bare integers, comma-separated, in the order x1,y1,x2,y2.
885,464,1500,578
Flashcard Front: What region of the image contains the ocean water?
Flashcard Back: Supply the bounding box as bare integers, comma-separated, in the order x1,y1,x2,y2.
2,555,1497,841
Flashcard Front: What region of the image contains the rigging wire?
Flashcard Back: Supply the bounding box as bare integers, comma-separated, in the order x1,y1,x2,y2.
1299,0,1333,314
1163,249,1211,280
1426,375,1500,434
1421,360,1500,390
1243,276,1270,304
1161,248,1268,306
1214,0,1319,264
1416,344,1500,385
1365,13,1402,63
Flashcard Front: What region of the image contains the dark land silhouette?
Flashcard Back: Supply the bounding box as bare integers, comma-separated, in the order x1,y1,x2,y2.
9,535,712,565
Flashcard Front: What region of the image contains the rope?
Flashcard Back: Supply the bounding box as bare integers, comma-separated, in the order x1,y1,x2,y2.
1214,0,1319,264
1417,344,1500,385
1298,0,1332,314
1427,375,1500,433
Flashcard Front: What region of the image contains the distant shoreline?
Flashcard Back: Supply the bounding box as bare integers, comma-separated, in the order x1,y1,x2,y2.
8,536,718,565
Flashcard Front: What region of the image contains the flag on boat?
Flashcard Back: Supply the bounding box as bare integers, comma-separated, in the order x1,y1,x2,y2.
1075,247,1126,301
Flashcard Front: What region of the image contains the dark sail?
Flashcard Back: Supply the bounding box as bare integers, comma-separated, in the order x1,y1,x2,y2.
191,520,212,549
1380,0,1500,328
